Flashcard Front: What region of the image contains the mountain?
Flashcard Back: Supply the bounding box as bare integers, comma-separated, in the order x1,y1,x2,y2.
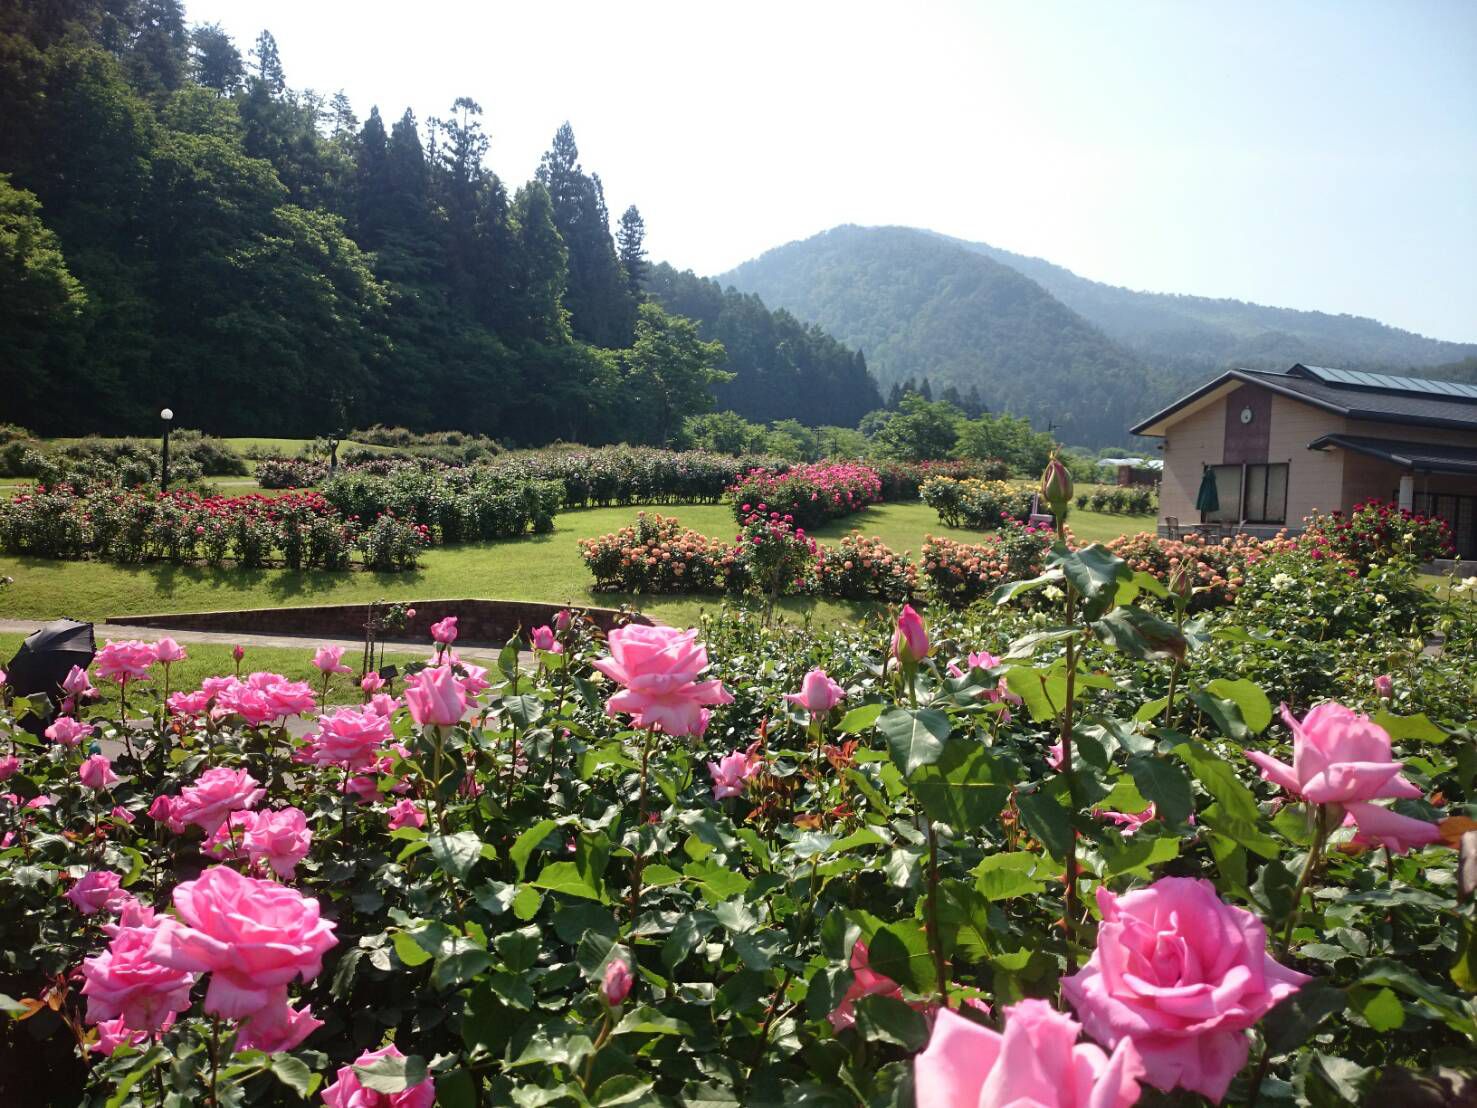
949,235,1477,375
643,263,881,427
718,225,1173,446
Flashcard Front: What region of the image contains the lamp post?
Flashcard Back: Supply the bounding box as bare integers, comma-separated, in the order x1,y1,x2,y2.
159,408,174,493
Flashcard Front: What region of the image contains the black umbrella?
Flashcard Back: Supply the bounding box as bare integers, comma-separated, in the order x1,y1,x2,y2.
4,619,95,733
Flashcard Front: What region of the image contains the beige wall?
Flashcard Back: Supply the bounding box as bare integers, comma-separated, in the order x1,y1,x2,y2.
1267,395,1345,524
1160,400,1225,522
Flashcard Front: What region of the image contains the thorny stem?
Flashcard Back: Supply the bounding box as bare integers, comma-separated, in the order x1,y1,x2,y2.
206,1016,222,1107
628,726,658,936
1280,804,1330,953
748,858,822,1076
924,819,949,1002
1060,590,1081,974
581,1013,612,1090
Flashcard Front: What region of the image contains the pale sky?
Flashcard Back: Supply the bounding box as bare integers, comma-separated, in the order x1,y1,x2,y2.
187,0,1477,342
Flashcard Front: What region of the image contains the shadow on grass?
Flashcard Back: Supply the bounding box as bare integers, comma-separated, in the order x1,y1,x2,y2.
127,562,427,608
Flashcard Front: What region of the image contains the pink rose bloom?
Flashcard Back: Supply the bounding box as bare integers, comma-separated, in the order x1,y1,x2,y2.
148,865,337,1020
210,807,312,879
92,1014,174,1055
232,644,245,662
94,640,156,685
531,625,563,653
1374,674,1393,699
0,755,18,782
171,767,265,834
168,689,213,717
592,625,734,737
312,645,353,676
344,773,381,802
387,799,426,830
236,999,323,1053
1342,802,1442,854
602,958,634,1006
321,1044,435,1108
79,754,119,791
784,668,846,717
67,870,129,916
455,663,491,696
404,608,417,619
892,604,930,665
430,615,459,644
110,805,135,825
915,1000,1144,1108
828,940,904,1032
708,747,762,800
80,902,194,1031
367,693,401,718
553,609,571,633
46,716,95,747
62,664,96,699
1246,702,1422,806
1097,804,1156,836
404,665,467,727
1047,741,1065,770
1062,877,1309,1101
307,707,393,770
361,671,386,694
153,637,187,665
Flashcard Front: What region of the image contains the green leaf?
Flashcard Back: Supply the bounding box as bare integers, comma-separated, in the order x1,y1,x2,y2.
1372,709,1448,744
509,819,559,882
269,1054,314,1097
908,741,1011,832
1189,689,1250,742
682,858,750,903
1173,740,1261,825
1206,679,1273,734
1126,754,1194,826
613,1005,694,1037
987,568,1064,606
1453,915,1477,993
593,1075,657,1106
1259,979,1347,1056
1004,666,1058,723
353,1052,428,1094
531,861,605,902
1090,607,1187,662
1100,833,1180,877
1048,543,1131,619
878,707,951,776
854,994,931,1051
1356,986,1406,1031
1016,790,1072,860
392,931,434,968
973,853,1046,901
836,703,883,734
867,920,935,995
428,831,485,883
433,944,493,990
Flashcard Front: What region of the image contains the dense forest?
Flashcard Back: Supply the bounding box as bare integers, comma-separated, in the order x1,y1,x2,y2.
720,225,1170,447
0,2,877,444
643,264,880,427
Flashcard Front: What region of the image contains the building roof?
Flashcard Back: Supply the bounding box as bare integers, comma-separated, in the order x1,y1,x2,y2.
1307,434,1477,476
1131,363,1477,437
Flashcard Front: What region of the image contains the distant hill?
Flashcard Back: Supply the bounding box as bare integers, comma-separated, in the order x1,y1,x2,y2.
719,225,1477,446
718,226,1173,446
644,263,882,427
951,234,1477,375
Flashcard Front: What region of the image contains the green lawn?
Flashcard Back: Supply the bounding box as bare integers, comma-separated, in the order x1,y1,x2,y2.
0,634,426,710
0,501,1156,630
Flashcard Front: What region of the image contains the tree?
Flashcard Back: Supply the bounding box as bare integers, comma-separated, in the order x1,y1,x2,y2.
617,204,646,296
125,0,188,97
509,181,570,344
872,393,961,461
619,303,731,445
249,30,284,96
681,410,767,455
189,23,242,95
953,412,1055,474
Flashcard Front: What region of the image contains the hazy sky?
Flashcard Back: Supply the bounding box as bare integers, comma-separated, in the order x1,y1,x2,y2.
187,0,1477,342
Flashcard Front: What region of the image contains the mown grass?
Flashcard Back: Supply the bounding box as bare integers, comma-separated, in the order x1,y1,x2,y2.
0,502,1157,630
0,634,428,711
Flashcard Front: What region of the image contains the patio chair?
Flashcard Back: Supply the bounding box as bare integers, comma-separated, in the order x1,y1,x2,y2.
1163,516,1181,539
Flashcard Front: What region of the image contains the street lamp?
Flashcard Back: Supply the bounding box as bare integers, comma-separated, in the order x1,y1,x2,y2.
159,408,174,492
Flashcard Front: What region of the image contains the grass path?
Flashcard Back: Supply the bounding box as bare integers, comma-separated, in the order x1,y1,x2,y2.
0,502,1156,630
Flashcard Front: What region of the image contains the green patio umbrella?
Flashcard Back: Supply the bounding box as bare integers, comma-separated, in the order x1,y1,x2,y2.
1195,467,1220,514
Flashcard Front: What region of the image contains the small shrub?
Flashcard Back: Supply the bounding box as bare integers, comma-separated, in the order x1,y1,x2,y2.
579,512,741,593
355,513,429,572
1301,499,1454,570
815,531,917,601
921,521,1057,607
728,462,882,529
921,476,1035,529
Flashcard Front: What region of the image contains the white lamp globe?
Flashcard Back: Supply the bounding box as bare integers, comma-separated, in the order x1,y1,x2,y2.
160,408,173,421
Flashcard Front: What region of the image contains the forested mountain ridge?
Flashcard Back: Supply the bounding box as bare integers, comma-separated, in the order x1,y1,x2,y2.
718,225,1172,447
949,233,1477,375
643,264,881,427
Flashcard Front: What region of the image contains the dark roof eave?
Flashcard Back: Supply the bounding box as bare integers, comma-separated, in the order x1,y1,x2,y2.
1308,434,1477,476
1129,369,1350,436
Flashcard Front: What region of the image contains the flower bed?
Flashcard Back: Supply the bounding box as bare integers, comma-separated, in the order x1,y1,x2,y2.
1074,485,1158,515
2,546,1470,1104
578,512,743,593
727,462,883,529
814,531,919,602
321,467,561,543
921,521,1058,606
1302,499,1454,570
871,458,1007,500
920,476,1036,529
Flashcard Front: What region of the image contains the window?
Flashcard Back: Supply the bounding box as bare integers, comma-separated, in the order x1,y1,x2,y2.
1202,462,1288,524
1243,463,1288,524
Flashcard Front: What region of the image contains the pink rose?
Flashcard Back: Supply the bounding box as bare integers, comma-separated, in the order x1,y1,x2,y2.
312,645,353,676
1374,674,1393,699
1246,702,1422,805
602,959,634,1006
0,755,18,782
1062,877,1309,1101
232,807,312,878
592,625,733,737
531,625,562,653
1047,741,1065,770
67,870,129,916
361,671,386,694
79,754,119,791
148,865,337,1020
307,707,393,770
455,663,491,696
1342,802,1442,854
404,665,467,727
80,901,194,1031
784,668,846,717
386,799,426,830
367,693,400,718
62,665,96,699
430,615,459,644
553,609,571,633
708,746,763,800
321,1044,435,1108
232,645,245,662
168,689,213,717
46,716,95,747
153,637,187,665
170,767,265,834
828,940,902,1032
915,1000,1144,1108
92,1014,174,1055
404,607,417,619
892,604,929,665
236,999,323,1053
94,640,156,685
